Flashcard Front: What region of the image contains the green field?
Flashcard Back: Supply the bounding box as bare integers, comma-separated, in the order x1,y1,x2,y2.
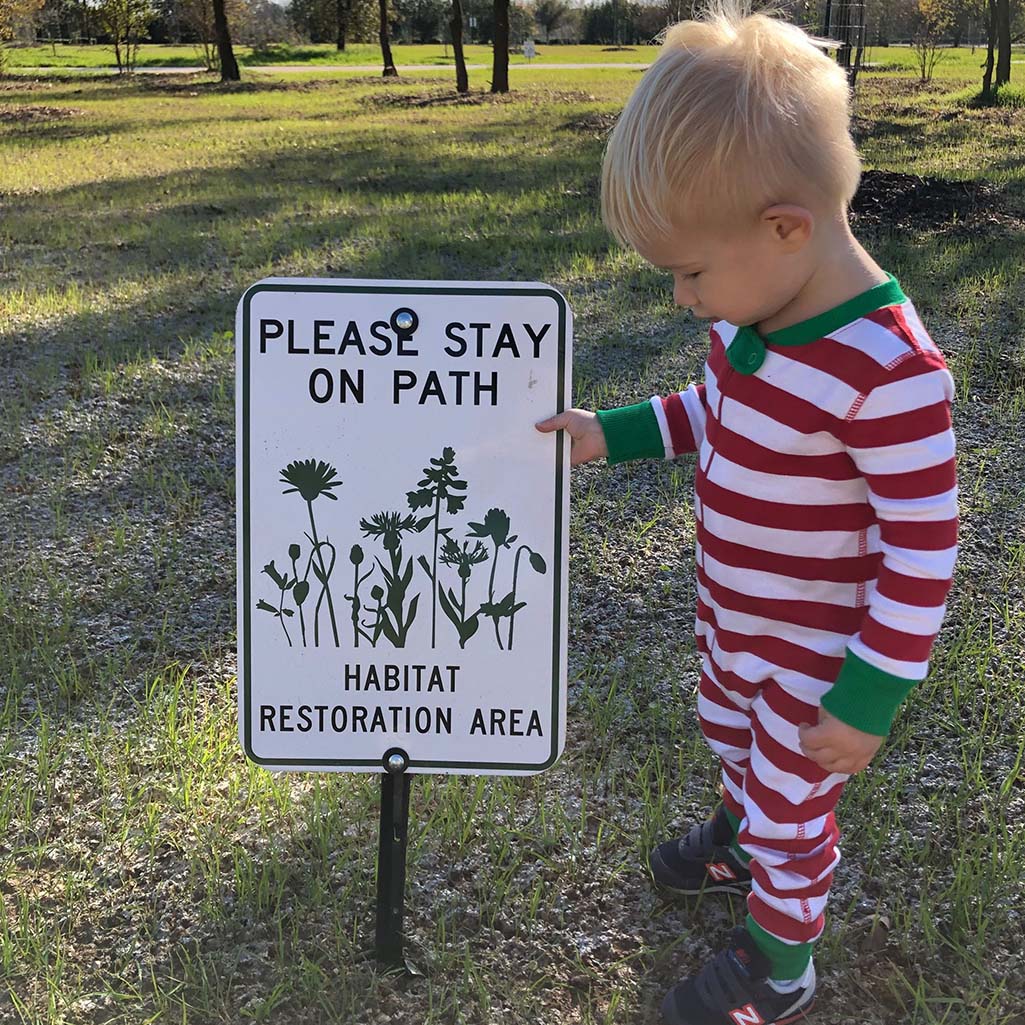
1,60,1023,1025
4,39,1025,74
4,41,661,68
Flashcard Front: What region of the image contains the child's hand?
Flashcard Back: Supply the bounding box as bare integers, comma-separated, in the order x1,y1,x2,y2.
535,409,608,467
798,708,884,775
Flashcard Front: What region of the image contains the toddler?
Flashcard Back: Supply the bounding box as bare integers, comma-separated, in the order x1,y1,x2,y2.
536,4,958,1023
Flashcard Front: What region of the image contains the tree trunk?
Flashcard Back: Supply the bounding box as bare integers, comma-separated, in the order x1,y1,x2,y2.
336,0,349,50
848,40,864,88
982,0,996,97
491,0,509,93
450,0,468,93
995,0,1010,85
379,0,398,75
213,0,240,81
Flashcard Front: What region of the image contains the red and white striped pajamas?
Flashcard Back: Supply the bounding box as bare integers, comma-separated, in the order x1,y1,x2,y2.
598,278,958,951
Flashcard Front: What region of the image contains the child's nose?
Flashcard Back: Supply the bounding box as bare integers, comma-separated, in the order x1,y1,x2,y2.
674,279,698,307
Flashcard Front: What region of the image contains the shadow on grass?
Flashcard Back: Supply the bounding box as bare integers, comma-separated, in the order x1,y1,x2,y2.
0,102,681,720
2,72,1023,723
2,71,396,104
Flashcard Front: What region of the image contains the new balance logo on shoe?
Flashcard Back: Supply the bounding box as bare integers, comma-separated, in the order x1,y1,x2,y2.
729,1004,766,1025
707,862,738,882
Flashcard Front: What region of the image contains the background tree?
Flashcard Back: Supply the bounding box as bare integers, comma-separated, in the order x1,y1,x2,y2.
392,0,445,40
634,0,669,39
336,0,349,45
981,0,996,94
146,0,183,41
97,0,153,72
942,0,987,46
533,0,567,40
947,0,971,42
994,0,1010,84
455,0,526,42
379,0,397,74
913,0,953,80
181,0,243,69
0,0,43,72
289,0,374,43
510,1,533,40
491,0,508,91
450,0,468,91
34,0,102,42
980,0,1014,97
240,0,297,45
213,0,240,79
657,0,701,25
35,0,71,44
582,0,643,44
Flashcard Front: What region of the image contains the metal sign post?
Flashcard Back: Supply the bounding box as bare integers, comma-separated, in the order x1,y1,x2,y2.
376,748,411,966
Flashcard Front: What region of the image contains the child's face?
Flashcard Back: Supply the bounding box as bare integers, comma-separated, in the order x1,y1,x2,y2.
635,208,812,327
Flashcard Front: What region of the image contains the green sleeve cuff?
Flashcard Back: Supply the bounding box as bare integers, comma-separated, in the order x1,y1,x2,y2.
595,401,664,465
821,649,919,736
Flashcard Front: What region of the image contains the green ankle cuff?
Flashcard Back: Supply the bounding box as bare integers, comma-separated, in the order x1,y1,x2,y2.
721,807,754,865
723,807,751,865
724,807,741,837
730,839,752,865
746,916,814,980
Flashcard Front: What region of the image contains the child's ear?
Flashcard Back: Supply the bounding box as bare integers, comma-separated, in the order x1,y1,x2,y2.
759,204,814,252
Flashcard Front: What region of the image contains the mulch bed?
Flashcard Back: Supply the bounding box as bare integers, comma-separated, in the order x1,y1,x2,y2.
136,76,342,95
556,118,1016,231
0,104,83,123
850,169,1012,228
561,111,618,136
364,85,599,109
365,87,503,109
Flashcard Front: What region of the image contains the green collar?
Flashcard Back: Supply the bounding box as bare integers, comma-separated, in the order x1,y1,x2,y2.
726,273,906,375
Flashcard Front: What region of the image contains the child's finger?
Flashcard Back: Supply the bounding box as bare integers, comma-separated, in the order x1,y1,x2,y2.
804,745,840,769
798,724,829,755
798,722,822,745
535,413,568,433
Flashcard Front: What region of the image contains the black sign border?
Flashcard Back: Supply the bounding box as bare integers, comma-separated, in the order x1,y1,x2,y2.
239,281,569,772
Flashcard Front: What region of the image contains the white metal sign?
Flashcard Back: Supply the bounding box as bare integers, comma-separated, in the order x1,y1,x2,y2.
236,278,571,775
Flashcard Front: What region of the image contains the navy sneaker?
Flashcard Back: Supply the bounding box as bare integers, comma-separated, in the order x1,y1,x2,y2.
650,805,753,896
661,927,816,1025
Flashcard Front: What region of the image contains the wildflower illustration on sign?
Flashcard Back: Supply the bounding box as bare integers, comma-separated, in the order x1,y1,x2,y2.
256,447,547,651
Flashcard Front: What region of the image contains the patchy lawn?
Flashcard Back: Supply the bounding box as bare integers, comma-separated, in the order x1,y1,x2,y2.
1,66,1023,1025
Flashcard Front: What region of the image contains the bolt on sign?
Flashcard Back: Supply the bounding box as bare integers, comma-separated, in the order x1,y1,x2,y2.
236,279,571,775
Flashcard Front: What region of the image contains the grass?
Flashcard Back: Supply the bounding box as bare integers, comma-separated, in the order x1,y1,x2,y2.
2,41,660,69
4,39,1024,74
1,61,1023,1025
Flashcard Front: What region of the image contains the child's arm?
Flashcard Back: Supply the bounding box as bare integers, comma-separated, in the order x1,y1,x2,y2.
800,346,958,774
535,384,708,467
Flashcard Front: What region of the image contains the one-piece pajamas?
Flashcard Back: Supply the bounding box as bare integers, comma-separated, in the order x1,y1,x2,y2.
596,274,958,969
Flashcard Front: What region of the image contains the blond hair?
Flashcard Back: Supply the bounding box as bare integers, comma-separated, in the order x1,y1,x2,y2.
601,0,861,250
